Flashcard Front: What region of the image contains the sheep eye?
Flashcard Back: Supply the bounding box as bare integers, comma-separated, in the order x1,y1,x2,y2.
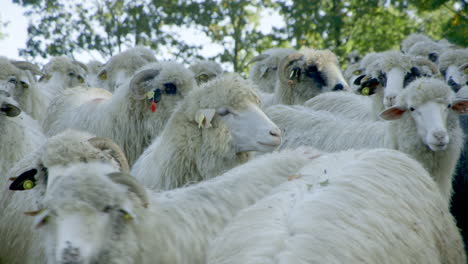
119,209,133,220
20,81,29,89
8,77,17,84
197,74,209,83
68,72,75,77
36,215,49,228
164,83,177,95
103,206,113,213
77,75,85,84
216,107,230,116
353,70,362,75
447,104,452,109
410,107,415,111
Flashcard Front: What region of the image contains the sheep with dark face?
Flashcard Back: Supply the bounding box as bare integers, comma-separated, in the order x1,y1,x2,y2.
43,61,197,165
132,74,281,190
269,48,350,106
438,48,468,94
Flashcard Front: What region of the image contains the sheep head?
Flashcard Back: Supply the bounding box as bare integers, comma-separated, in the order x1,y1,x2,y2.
0,90,21,117
277,49,350,105
36,163,144,264
380,78,467,151
41,56,88,87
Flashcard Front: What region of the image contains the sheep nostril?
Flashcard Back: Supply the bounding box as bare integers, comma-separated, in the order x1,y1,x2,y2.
269,128,281,138
333,83,344,91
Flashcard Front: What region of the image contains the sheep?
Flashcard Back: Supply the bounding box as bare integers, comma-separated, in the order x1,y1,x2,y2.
269,48,350,106
189,59,223,85
0,130,129,264
132,74,282,190
304,51,439,121
43,61,197,165
343,52,380,92
207,149,466,264
0,89,45,177
438,48,468,93
39,56,89,91
407,40,445,63
0,57,52,121
24,146,322,264
96,46,157,91
266,78,467,201
346,50,361,64
401,33,433,53
248,48,296,93
85,60,105,87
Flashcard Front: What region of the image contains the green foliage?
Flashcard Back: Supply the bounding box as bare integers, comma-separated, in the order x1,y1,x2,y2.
12,0,467,71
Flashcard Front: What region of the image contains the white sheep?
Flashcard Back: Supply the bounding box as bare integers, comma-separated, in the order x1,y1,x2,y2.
96,46,157,91
85,60,105,87
266,78,467,200
438,48,468,93
207,149,466,264
39,56,89,91
248,48,296,93
0,57,52,121
269,48,350,106
0,130,129,264
407,40,445,63
401,33,433,53
0,89,45,178
346,50,361,64
132,74,281,190
189,59,224,85
25,146,321,264
43,61,197,165
343,52,380,92
304,51,439,121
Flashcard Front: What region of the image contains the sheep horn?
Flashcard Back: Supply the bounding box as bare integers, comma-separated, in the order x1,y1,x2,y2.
247,54,269,65
11,61,43,75
88,137,130,173
73,61,89,73
278,53,304,84
130,69,160,100
413,57,440,77
107,172,149,208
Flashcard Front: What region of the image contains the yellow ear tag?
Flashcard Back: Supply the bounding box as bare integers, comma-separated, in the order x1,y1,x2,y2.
21,82,29,89
123,213,133,220
78,76,85,83
196,113,207,128
464,67,468,75
353,70,362,75
146,91,155,100
23,180,35,190
362,87,370,96
99,71,107,80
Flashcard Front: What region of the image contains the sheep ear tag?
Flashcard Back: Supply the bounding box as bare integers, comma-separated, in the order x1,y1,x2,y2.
195,109,216,129
9,168,38,191
147,89,161,113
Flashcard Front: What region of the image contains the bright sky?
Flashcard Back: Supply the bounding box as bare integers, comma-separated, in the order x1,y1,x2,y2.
0,1,285,68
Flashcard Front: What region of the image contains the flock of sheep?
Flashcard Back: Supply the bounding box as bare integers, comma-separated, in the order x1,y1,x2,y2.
0,32,467,263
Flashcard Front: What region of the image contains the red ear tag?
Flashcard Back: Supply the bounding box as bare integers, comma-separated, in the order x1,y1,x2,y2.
151,101,157,112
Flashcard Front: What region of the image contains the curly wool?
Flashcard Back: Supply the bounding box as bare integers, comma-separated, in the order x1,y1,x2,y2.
401,33,433,53
132,73,262,190
438,48,468,72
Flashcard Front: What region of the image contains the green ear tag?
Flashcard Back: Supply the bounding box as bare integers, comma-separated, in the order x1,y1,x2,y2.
23,180,35,190
362,87,370,96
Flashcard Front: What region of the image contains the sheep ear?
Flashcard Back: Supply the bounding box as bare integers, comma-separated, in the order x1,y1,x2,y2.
379,106,406,120
9,168,38,191
1,103,21,117
195,109,216,129
107,172,148,208
452,100,468,115
247,54,269,65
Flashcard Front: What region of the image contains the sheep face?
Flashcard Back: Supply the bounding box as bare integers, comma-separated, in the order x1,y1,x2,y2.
213,103,281,153
131,62,196,114
40,57,88,88
445,63,467,93
278,50,350,105
380,78,468,151
38,164,141,264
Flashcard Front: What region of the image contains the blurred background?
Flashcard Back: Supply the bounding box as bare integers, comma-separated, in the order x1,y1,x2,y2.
0,0,466,72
